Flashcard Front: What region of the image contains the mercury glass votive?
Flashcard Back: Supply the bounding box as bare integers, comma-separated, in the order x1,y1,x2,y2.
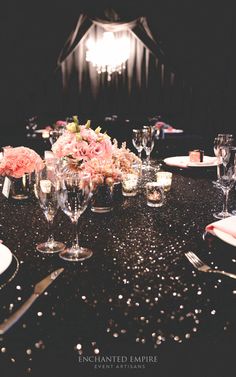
146,182,165,207
122,173,139,197
155,172,173,192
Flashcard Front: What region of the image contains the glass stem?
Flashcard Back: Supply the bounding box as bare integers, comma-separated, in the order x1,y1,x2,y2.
71,220,79,250
216,162,220,180
222,188,229,215
147,154,150,166
47,219,55,245
138,151,142,159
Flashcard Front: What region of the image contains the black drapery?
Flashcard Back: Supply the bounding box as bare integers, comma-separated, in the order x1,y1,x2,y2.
55,10,192,127
1,2,235,146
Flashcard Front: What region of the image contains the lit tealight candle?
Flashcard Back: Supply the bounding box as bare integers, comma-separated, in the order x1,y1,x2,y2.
156,172,173,192
122,173,139,197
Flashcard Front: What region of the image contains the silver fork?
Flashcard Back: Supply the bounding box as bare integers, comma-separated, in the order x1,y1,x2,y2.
185,251,236,280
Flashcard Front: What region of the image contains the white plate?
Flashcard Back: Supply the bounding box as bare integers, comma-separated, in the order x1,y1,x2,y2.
164,129,184,134
214,228,236,247
34,129,50,133
164,156,218,168
188,156,218,167
0,244,12,275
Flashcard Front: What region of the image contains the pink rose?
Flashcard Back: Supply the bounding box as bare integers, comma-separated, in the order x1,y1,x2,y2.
99,137,113,159
89,141,104,159
56,120,67,127
0,146,43,178
80,126,97,143
74,141,90,160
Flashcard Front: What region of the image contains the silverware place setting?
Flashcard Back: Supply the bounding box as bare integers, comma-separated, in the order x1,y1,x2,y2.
185,251,236,280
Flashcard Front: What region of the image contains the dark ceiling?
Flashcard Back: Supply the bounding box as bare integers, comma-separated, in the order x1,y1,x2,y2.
1,0,235,143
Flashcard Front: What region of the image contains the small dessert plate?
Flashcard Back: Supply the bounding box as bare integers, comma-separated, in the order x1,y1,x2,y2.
0,244,12,275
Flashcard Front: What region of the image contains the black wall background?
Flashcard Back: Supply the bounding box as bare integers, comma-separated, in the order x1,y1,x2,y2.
1,0,236,146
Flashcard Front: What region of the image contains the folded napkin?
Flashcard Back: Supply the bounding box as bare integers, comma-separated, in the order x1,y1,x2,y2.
206,216,236,238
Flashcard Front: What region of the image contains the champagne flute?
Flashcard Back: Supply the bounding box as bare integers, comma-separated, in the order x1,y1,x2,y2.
142,127,155,170
35,163,65,253
57,172,92,262
213,146,236,219
213,134,234,182
132,129,143,159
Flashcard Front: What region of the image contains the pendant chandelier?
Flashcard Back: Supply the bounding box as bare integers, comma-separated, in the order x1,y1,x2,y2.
86,31,131,81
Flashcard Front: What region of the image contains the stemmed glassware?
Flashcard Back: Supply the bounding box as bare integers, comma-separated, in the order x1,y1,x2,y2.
142,126,155,170
57,171,93,262
213,134,234,182
213,146,236,219
35,163,65,253
132,129,143,159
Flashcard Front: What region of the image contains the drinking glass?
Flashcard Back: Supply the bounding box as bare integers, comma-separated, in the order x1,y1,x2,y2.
57,172,92,262
213,146,236,219
132,129,143,159
213,134,234,182
142,127,155,169
35,164,65,253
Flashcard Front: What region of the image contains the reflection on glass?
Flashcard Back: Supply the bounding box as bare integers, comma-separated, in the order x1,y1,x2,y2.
142,127,155,169
213,146,236,219
58,172,93,262
35,164,65,254
132,129,143,159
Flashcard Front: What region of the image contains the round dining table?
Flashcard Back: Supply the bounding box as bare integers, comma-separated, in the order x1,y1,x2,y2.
0,165,236,377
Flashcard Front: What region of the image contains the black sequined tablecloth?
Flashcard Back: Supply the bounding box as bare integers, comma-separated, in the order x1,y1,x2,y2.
0,169,236,377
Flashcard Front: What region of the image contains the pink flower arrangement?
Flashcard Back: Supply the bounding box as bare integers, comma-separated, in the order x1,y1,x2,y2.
0,146,44,178
52,120,113,161
52,119,141,187
80,140,141,188
83,158,122,188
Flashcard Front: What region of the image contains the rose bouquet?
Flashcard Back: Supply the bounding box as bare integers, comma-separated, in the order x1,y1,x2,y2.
0,146,44,178
52,117,112,162
51,118,141,211
52,117,141,185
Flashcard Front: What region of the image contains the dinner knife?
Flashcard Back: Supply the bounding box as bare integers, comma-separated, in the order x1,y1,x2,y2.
0,267,64,335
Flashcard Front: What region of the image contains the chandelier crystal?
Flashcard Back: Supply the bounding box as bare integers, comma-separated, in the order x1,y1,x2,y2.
86,32,131,81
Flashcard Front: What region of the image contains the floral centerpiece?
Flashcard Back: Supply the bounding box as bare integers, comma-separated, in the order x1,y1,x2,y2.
51,117,141,211
0,146,43,200
52,117,140,181
0,146,43,178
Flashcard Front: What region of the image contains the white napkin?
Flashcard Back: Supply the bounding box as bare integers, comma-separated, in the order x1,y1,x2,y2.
206,216,236,238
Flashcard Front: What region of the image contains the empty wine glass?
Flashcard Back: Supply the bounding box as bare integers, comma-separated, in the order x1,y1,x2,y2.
213,134,234,182
132,129,143,159
142,127,155,170
57,171,92,262
213,146,236,219
35,163,65,253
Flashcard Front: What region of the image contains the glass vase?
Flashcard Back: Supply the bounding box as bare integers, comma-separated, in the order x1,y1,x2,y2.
10,174,31,200
91,183,114,213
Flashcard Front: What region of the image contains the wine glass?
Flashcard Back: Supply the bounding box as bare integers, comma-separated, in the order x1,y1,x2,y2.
213,146,236,219
35,163,65,253
57,172,93,262
142,127,155,170
132,129,143,159
213,134,234,182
